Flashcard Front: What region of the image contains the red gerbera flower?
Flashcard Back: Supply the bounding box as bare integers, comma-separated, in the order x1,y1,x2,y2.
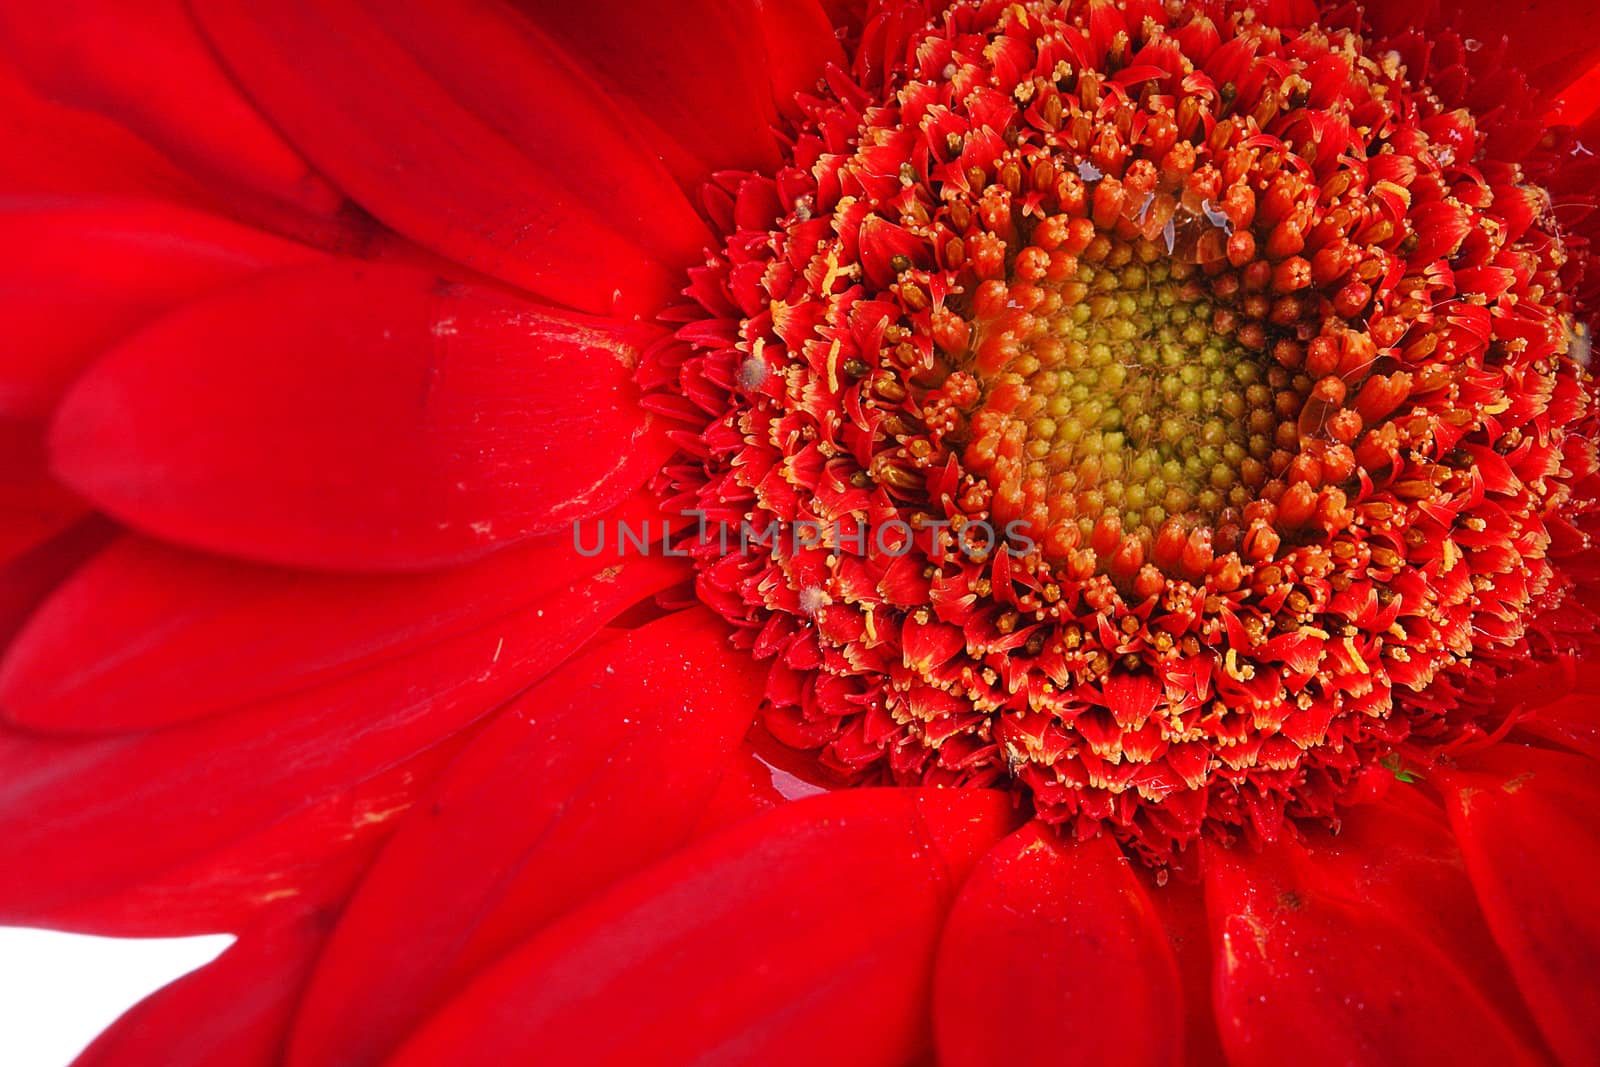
2,1,1599,1064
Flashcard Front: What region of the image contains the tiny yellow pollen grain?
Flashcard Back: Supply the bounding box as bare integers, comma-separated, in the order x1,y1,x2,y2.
255,889,302,905
354,802,409,828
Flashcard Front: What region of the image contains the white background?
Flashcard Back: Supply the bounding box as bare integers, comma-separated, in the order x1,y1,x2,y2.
0,928,232,1067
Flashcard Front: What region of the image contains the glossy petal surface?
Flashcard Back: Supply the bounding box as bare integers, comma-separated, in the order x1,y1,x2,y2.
189,0,708,314
0,0,350,235
0,553,680,922
0,198,319,419
291,608,762,1067
51,263,668,571
524,0,782,190
385,789,1015,1067
933,824,1182,1067
0,523,663,732
1205,822,1546,1067
1444,745,1600,1067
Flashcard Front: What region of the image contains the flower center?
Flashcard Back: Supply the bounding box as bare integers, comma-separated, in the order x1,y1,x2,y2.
954,245,1281,565
648,0,1598,863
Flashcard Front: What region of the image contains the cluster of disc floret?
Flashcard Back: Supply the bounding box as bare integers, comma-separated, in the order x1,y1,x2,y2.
646,0,1599,860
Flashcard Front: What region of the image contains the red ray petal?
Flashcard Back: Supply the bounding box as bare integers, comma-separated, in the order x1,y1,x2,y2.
188,0,709,315
49,263,671,571
1154,873,1231,1067
290,608,763,1067
1512,656,1600,760
72,910,328,1067
1517,687,1600,760
1296,787,1553,1053
385,789,1016,1067
1204,824,1548,1067
0,515,668,733
0,551,681,923
1548,56,1600,129
933,824,1182,1067
0,418,89,565
755,0,848,120
1443,744,1600,1067
39,736,469,938
0,517,113,655
0,198,321,420
1449,0,1600,101
691,738,831,836
0,66,204,201
0,1,364,245
522,0,783,192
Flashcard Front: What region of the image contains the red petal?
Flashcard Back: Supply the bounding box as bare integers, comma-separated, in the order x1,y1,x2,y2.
73,911,328,1067
0,418,89,564
0,519,668,732
1299,787,1552,1050
0,516,113,654
933,825,1182,1067
188,0,709,315
1443,744,1600,1067
0,1,351,230
0,198,320,419
50,262,670,571
524,1,782,191
0,65,204,201
1449,0,1600,100
1518,698,1600,760
290,608,762,1067
691,739,830,837
386,789,1016,1067
1205,828,1547,1067
41,737,468,937
1154,873,1231,1067
1515,658,1600,760
755,0,848,120
1549,56,1600,129
0,551,681,923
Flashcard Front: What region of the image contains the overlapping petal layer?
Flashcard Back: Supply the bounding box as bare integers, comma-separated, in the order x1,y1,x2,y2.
0,0,352,238
186,0,711,314
289,609,764,1067
933,824,1183,1067
385,788,1017,1067
0,516,669,732
50,263,670,571
1204,803,1551,1067
1443,745,1600,1067
0,199,321,420
0,548,681,924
